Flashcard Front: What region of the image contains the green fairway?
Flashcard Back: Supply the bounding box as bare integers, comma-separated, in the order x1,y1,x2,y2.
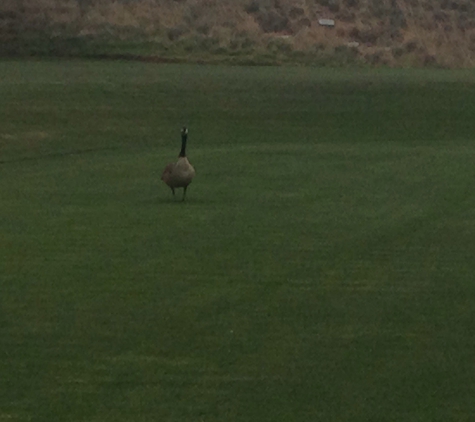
2,61,475,421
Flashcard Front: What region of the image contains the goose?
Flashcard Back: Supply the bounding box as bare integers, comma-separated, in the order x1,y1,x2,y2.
161,126,196,201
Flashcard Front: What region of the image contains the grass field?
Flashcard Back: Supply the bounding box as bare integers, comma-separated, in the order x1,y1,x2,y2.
1,60,475,421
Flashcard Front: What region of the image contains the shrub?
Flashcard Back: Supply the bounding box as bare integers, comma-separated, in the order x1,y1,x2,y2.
338,9,356,22
420,20,435,30
390,29,403,42
167,26,186,41
314,42,326,52
199,35,220,51
423,53,437,66
348,27,359,40
256,10,290,33
328,0,340,13
458,2,469,13
337,28,346,37
289,7,305,19
365,51,384,65
392,46,404,58
357,27,381,44
244,0,260,14
241,36,255,50
449,1,459,10
422,2,434,11
196,23,210,36
434,11,449,22
368,0,386,18
293,17,311,33
266,37,292,53
389,9,407,28
333,44,359,63
404,40,418,53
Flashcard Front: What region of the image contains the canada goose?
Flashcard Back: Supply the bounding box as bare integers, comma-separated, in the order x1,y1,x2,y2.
161,126,196,201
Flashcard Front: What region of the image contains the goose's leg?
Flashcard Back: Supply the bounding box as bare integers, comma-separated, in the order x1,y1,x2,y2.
171,187,175,198
182,186,188,201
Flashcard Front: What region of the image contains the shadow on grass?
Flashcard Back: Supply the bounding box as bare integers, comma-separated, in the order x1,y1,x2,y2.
142,196,214,205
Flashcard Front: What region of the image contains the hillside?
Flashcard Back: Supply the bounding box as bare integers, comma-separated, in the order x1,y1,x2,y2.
1,0,475,67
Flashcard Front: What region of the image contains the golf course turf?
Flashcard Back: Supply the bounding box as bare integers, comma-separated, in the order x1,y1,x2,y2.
1,61,475,421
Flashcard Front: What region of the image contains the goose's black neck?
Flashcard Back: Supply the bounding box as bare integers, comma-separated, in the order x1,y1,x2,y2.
179,133,187,157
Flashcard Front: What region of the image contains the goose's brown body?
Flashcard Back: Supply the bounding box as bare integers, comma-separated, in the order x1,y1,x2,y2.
161,157,195,188
161,127,195,200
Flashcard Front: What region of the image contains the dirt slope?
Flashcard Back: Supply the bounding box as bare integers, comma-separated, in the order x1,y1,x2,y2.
1,0,475,67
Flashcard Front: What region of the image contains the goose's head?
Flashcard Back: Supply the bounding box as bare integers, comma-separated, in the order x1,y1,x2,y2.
181,126,188,140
